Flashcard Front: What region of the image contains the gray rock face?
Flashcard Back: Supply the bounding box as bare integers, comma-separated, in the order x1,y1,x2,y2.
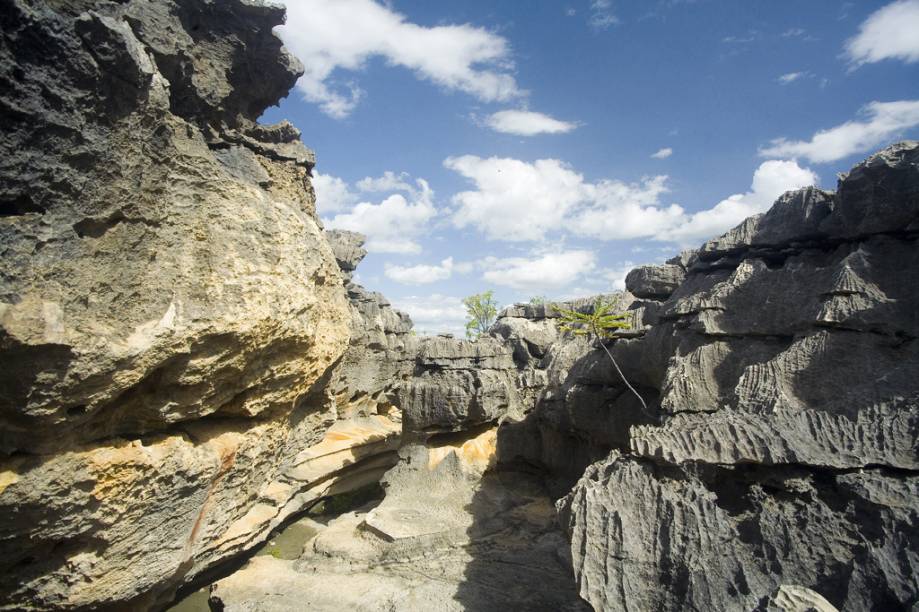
625,263,686,299
557,142,919,611
399,337,521,433
326,229,368,278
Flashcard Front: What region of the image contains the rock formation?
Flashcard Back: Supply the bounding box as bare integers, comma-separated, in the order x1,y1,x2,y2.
2,0,917,610
0,1,387,609
556,142,919,611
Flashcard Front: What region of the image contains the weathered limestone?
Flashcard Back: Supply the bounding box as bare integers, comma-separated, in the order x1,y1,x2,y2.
212,427,590,612
558,142,919,611
0,1,368,608
625,263,685,300
398,336,521,433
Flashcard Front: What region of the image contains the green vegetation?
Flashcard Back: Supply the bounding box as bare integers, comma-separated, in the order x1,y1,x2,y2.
265,545,283,559
463,290,499,339
553,297,648,415
529,295,547,305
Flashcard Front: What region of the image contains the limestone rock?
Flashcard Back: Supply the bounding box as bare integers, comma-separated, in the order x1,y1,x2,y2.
760,585,840,612
326,229,368,278
0,1,355,608
559,452,918,611
625,263,686,300
398,337,521,432
558,142,919,611
212,429,590,612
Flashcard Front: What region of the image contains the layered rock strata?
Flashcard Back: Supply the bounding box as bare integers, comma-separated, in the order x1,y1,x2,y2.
0,1,393,609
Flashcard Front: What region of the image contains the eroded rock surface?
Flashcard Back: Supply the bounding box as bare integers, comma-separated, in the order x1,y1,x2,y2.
0,1,365,608
557,142,919,611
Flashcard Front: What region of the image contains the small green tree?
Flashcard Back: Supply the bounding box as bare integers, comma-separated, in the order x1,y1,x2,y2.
529,295,548,305
553,298,649,415
463,290,499,339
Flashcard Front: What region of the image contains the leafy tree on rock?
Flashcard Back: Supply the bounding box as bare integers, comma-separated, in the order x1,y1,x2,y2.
463,290,499,339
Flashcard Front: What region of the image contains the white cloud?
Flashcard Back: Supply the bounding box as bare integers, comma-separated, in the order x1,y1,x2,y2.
390,294,468,336
325,178,437,253
777,71,808,84
659,159,817,244
781,27,807,38
446,155,589,241
589,0,619,29
651,147,673,159
568,175,685,240
313,171,356,213
481,250,596,292
759,100,919,163
722,33,757,44
276,0,521,118
356,171,414,193
443,153,817,247
385,257,455,284
845,0,919,67
485,110,578,136
601,261,637,291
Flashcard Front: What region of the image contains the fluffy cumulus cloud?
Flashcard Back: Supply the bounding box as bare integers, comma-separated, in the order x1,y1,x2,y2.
385,257,455,284
759,100,919,163
312,171,357,213
443,153,817,247
446,156,589,241
659,160,817,244
356,171,415,193
484,110,578,136
324,176,437,253
277,0,521,118
390,294,468,336
651,147,673,159
480,250,597,292
845,0,919,67
568,176,685,240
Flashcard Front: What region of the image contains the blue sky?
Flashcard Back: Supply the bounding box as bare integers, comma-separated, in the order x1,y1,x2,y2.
266,0,919,335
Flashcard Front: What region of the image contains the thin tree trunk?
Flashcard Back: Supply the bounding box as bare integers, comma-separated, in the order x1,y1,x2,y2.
593,324,649,416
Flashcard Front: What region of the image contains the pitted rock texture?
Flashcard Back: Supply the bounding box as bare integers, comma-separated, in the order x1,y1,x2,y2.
325,229,417,422
625,263,685,300
0,0,347,453
326,229,368,279
398,336,523,433
0,1,357,609
557,142,919,611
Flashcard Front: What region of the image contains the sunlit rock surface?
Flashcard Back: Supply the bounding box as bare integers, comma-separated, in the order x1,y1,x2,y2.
0,0,361,608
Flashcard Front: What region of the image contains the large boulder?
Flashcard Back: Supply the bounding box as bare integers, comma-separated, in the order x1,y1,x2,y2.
0,1,354,608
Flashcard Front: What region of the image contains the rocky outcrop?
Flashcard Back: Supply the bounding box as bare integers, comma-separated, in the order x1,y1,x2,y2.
3,1,916,609
557,142,919,611
398,336,522,433
0,1,360,608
